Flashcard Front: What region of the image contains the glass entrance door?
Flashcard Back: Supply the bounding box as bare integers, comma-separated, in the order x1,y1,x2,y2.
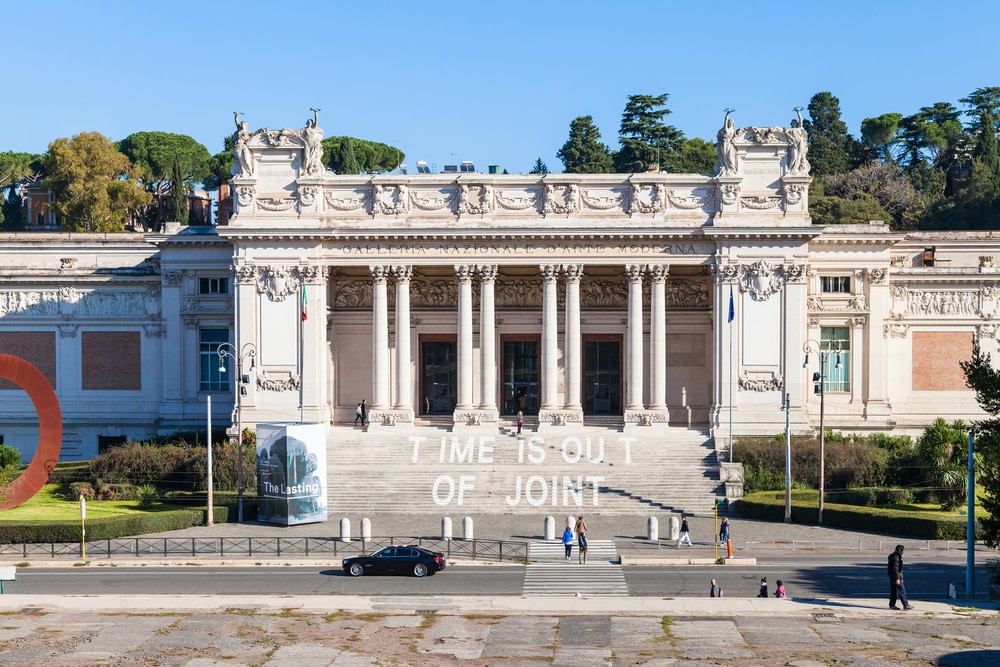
584,338,622,415
502,339,539,416
421,339,456,415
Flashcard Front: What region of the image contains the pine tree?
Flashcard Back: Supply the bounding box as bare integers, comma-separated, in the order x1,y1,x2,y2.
336,137,360,175
557,116,612,173
613,94,683,173
803,92,858,176
170,156,189,225
528,158,549,174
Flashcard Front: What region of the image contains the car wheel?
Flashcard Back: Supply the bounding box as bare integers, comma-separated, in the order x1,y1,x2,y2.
413,562,428,577
348,563,364,577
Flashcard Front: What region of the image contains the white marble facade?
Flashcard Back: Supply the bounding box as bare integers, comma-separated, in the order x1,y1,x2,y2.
0,115,996,461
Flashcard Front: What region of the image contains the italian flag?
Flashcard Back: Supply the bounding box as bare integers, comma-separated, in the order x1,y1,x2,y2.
301,284,308,322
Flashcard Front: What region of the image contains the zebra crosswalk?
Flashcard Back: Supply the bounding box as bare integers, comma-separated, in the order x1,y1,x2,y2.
523,540,629,597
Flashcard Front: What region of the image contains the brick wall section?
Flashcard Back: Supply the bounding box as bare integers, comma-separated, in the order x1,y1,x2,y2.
81,331,141,390
912,331,973,391
0,331,57,390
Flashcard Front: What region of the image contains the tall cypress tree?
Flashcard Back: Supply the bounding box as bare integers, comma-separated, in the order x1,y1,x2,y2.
170,156,189,225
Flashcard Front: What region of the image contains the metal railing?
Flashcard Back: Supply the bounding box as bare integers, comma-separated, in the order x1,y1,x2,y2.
0,536,529,563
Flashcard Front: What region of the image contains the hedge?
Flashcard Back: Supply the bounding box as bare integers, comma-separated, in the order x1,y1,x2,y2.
738,492,980,540
0,503,254,544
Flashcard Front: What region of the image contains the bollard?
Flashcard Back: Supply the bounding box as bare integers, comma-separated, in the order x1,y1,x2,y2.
566,515,576,529
361,517,372,540
339,517,352,543
726,539,733,558
462,516,474,541
669,515,680,541
441,516,453,541
647,516,659,541
543,516,555,541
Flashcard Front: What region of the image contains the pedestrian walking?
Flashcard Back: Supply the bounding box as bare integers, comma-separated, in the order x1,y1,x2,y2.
718,516,730,544
516,410,523,435
774,580,786,598
757,577,768,598
710,579,723,597
575,515,588,563
354,402,363,425
888,544,913,610
360,399,367,425
561,526,574,560
677,514,692,547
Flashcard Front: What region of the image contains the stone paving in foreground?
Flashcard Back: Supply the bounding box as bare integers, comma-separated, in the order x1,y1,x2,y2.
0,608,998,666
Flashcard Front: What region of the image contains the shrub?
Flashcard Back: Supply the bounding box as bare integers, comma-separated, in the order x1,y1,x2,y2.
137,484,157,509
0,444,21,470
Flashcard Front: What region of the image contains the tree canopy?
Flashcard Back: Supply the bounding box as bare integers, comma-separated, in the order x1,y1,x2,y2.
42,132,151,232
613,94,683,173
959,341,1000,547
323,136,402,174
118,132,210,231
557,116,613,173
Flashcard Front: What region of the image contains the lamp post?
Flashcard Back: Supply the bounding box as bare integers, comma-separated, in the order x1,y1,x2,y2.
802,338,841,525
217,342,257,523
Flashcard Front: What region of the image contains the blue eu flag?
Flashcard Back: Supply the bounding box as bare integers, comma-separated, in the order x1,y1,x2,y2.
728,285,735,323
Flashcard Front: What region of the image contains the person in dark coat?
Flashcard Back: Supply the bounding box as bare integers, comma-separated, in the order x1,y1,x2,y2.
888,544,913,610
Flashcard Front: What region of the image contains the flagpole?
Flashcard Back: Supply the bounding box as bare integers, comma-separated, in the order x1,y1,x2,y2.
728,284,734,463
299,283,305,423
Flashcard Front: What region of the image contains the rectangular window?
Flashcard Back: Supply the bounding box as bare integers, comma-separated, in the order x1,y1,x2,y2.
820,276,851,293
199,277,230,294
820,326,850,392
199,328,230,392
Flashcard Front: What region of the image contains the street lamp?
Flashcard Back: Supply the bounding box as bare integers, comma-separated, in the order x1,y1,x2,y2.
802,338,841,525
217,342,257,523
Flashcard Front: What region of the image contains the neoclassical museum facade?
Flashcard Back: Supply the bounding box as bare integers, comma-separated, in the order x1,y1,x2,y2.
0,115,997,461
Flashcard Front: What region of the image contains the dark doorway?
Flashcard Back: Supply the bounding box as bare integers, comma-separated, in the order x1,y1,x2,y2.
584,337,622,415
420,338,456,415
502,338,539,416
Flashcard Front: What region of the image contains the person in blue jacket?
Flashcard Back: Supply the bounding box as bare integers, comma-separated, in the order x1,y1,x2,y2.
562,526,574,560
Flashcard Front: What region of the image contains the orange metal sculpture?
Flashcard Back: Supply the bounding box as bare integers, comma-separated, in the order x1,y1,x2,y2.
0,354,63,510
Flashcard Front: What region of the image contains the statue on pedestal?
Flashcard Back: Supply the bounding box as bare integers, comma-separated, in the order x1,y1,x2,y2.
301,108,324,176
232,112,254,177
715,109,739,176
785,107,810,176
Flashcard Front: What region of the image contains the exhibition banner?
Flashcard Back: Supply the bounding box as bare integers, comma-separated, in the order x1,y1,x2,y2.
256,422,328,525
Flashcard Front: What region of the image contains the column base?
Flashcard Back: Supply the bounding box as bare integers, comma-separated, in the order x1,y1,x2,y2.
453,409,499,427
623,409,669,432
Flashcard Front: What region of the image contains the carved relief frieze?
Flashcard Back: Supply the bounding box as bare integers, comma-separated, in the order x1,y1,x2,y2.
544,184,580,215
256,370,300,392
852,316,867,328
720,183,740,205
60,257,78,270
884,322,909,339
579,280,626,308
664,188,712,211
256,196,296,212
235,185,256,208
494,188,541,211
739,195,781,210
783,263,807,283
904,289,979,316
412,279,459,308
739,260,787,301
164,270,184,286
324,188,371,212
372,184,411,214
981,256,996,269
783,182,806,204
628,183,663,215
623,410,666,425
458,184,493,215
72,290,150,317
235,264,258,284
978,323,999,339
256,265,316,302
143,322,166,338
406,186,453,212
58,323,78,338
297,184,319,208
890,255,909,268
867,268,888,284
0,291,61,317
580,188,625,211
738,372,784,392
455,410,499,426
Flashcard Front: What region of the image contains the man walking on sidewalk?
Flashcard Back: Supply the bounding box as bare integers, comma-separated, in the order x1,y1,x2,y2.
888,544,913,610
677,514,692,547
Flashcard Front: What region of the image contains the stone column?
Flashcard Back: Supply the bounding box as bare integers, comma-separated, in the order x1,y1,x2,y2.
478,264,498,411
626,264,645,410
540,264,560,410
299,264,329,423
863,267,891,422
371,265,391,409
456,264,475,409
648,264,668,410
392,265,413,410
563,264,583,410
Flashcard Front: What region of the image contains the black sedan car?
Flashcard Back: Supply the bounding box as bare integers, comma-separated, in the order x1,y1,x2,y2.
342,545,446,577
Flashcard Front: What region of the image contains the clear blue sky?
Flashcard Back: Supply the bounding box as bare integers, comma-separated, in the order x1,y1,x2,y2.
3,0,998,177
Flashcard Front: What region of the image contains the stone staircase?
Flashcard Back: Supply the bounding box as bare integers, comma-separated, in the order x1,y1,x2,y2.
325,424,723,517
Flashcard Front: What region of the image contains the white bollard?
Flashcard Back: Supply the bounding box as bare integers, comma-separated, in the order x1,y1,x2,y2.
339,517,352,542
361,517,372,540
566,515,576,529
669,515,680,541
647,516,659,542
543,516,555,541
462,516,474,540
441,516,453,541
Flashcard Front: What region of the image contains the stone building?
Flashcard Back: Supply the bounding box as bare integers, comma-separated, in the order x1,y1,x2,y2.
0,115,995,512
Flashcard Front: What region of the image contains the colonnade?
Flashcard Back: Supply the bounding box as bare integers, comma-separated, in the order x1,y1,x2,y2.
366,263,673,422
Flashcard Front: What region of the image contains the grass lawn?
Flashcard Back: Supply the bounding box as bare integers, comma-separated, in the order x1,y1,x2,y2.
0,484,192,523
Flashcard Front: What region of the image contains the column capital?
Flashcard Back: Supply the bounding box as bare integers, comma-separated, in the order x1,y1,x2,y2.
369,265,391,284
562,264,584,282
454,264,475,282
625,264,646,282
391,265,413,282
477,264,499,282
540,264,560,282
648,264,669,282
